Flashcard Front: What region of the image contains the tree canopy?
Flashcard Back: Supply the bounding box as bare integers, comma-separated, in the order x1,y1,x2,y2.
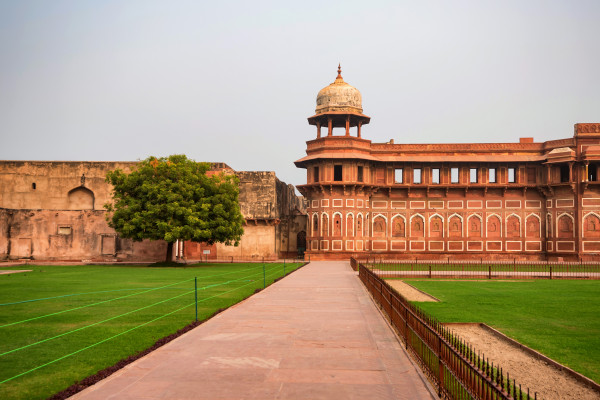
105,155,244,261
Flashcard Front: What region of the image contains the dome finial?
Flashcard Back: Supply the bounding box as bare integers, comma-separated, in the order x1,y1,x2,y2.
337,63,342,79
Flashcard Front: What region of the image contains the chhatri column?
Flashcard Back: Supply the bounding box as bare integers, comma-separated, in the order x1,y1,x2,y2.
316,122,321,139
328,117,333,136
357,121,362,138
345,116,350,136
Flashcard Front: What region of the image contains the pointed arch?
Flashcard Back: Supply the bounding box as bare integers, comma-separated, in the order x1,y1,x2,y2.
391,214,406,238
346,212,354,237
557,213,574,238
486,213,502,238
333,212,342,236
410,213,425,237
372,214,387,238
525,213,541,238
506,213,521,238
312,213,319,235
321,212,329,237
584,212,600,238
356,212,364,238
467,213,482,237
448,213,463,238
429,213,444,238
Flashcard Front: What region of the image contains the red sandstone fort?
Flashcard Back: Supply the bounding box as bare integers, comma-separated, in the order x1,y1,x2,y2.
295,66,600,261
1,67,599,262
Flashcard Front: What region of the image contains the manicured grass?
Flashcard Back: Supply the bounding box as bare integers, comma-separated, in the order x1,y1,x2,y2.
399,279,600,383
0,262,302,400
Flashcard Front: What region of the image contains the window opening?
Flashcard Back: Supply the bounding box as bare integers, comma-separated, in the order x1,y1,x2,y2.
432,168,440,184
394,168,403,184
508,167,516,183
413,168,422,184
489,168,496,183
589,164,598,182
58,226,72,235
357,166,363,182
559,165,569,183
470,168,478,183
451,168,459,183
32,182,36,190
314,166,319,183
334,165,343,181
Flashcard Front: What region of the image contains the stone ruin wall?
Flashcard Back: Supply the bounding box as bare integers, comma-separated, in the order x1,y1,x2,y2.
0,161,307,261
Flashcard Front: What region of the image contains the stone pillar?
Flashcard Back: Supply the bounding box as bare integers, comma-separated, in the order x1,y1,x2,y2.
357,122,362,138
328,117,333,136
345,117,350,136
317,122,321,139
569,162,573,181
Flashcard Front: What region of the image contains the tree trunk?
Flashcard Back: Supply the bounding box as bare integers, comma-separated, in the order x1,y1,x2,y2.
166,241,174,263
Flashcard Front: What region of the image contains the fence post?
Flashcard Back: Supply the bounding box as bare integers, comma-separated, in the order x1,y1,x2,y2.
549,265,552,280
488,265,492,280
284,258,286,275
437,335,443,397
263,263,266,288
429,265,432,279
195,277,198,322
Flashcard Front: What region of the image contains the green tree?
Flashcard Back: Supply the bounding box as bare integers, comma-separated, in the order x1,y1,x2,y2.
105,155,244,262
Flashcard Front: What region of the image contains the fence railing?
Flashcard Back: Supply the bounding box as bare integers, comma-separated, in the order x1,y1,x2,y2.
182,255,306,264
356,258,535,400
355,258,600,280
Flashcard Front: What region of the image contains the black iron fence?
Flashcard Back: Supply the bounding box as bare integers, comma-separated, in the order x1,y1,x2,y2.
356,258,536,400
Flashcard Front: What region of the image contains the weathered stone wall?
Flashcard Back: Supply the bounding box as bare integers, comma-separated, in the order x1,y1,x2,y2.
0,208,165,261
237,171,278,220
0,162,307,261
0,161,136,210
216,224,277,259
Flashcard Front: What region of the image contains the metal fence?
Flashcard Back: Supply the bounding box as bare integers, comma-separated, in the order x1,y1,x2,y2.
356,259,535,400
183,255,306,264
353,258,600,280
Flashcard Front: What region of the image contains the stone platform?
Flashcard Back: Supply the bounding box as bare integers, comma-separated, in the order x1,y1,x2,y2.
71,261,436,400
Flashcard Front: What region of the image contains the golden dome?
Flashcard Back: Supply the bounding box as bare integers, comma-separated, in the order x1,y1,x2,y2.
315,65,363,115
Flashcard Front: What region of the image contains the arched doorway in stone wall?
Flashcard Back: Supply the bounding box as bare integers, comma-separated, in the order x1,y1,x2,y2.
297,230,306,257
68,186,95,210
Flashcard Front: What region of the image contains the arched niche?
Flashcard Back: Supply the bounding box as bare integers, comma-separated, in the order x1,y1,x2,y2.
525,214,541,238
372,215,387,238
68,186,94,210
584,213,600,238
333,213,342,236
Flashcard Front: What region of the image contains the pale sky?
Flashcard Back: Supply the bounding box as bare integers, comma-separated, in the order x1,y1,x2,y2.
1,0,599,187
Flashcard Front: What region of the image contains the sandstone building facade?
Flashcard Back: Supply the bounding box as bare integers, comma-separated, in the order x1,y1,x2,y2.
295,67,600,261
0,161,306,262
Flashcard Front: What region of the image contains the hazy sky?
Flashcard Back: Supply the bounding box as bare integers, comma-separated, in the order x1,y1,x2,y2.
1,1,599,187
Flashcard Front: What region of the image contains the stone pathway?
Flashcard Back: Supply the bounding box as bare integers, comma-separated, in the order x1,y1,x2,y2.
71,261,436,400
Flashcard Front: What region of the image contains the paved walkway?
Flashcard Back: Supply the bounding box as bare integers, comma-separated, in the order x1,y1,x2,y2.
72,261,435,400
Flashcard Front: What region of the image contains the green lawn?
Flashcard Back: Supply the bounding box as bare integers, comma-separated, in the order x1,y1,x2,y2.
0,262,302,400
399,279,600,383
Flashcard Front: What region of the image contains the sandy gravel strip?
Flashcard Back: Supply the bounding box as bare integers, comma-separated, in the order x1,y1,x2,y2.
447,323,600,400
0,270,32,275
